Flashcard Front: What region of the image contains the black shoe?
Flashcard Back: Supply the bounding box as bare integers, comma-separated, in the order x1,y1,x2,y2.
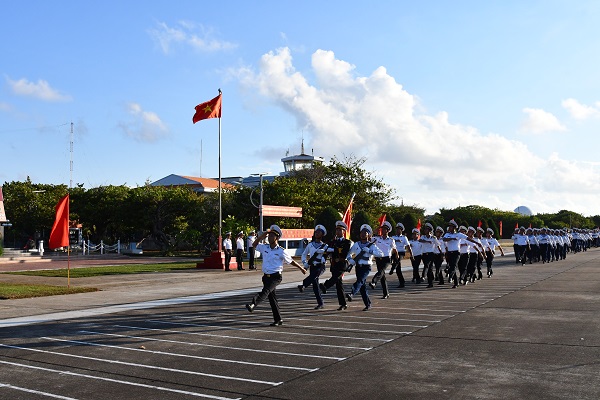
314,304,324,310
346,293,353,302
438,281,444,285
363,305,372,311
398,283,405,288
245,303,255,313
225,269,231,271
368,282,376,290
452,284,458,288
427,283,433,288
297,285,304,293
381,294,389,299
319,283,327,294
337,305,348,311
270,320,283,326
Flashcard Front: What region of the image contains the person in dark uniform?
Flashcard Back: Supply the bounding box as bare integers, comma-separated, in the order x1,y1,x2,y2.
320,221,353,311
369,221,395,299
299,224,329,309
245,225,307,326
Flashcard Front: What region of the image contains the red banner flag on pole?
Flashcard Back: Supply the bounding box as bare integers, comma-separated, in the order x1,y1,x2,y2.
192,93,222,124
342,194,355,239
49,194,70,249
478,220,482,228
377,213,387,236
416,218,422,230
499,221,503,236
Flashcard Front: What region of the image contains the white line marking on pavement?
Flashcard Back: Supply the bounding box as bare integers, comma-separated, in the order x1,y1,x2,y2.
111,324,374,351
72,332,319,372
0,360,241,400
0,383,79,400
0,343,282,386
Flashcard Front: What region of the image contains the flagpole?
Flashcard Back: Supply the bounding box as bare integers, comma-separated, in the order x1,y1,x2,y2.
217,89,222,253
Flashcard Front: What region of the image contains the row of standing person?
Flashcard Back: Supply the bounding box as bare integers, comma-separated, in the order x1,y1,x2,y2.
245,218,508,325
222,231,258,271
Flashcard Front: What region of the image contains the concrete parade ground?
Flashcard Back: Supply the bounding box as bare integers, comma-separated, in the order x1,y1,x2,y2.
0,249,599,399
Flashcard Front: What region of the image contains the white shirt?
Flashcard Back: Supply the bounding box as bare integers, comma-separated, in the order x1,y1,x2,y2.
434,235,446,254
301,241,328,265
443,232,467,252
223,238,232,250
409,239,423,256
256,243,293,274
391,235,410,253
419,234,439,253
347,241,384,266
236,237,244,251
247,235,256,249
374,235,396,257
486,237,500,253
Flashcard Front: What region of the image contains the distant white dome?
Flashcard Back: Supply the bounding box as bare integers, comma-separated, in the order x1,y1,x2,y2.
514,206,533,216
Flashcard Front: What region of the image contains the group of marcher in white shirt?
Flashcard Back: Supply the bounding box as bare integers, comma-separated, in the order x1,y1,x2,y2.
510,226,598,265
244,219,597,326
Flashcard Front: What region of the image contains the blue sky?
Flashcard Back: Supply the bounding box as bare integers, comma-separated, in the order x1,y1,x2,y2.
2,1,600,216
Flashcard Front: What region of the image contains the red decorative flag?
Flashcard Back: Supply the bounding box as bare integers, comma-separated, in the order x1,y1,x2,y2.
416,219,422,230
377,213,387,235
342,195,354,239
49,194,70,249
499,221,503,236
192,93,222,124
478,220,482,228
515,222,519,229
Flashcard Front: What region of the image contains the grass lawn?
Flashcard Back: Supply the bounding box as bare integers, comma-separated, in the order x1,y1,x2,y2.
0,283,98,299
2,262,199,278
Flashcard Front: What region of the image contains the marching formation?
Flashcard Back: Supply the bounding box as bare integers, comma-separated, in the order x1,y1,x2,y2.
245,219,598,325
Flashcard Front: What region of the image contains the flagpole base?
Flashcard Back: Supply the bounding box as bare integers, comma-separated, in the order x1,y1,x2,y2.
196,251,238,270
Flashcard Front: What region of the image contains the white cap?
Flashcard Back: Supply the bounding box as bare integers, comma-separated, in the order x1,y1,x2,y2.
476,227,484,232
381,221,392,231
448,219,458,228
424,222,434,230
314,224,327,236
459,226,467,232
335,220,348,230
467,226,476,232
396,222,405,230
486,228,494,234
360,224,373,235
412,228,420,234
268,225,283,238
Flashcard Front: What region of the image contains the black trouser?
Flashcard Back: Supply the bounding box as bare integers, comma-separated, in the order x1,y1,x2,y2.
393,253,406,287
248,246,255,269
323,263,347,306
476,253,484,279
466,252,478,282
372,256,390,296
302,263,326,306
411,255,422,283
251,272,283,322
458,253,470,283
433,253,444,284
516,245,528,264
422,252,435,285
485,250,494,275
446,251,459,286
539,243,549,262
236,249,244,269
224,249,232,270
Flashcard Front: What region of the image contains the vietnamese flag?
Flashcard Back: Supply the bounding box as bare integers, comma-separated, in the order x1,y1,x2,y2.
416,219,422,230
192,93,222,123
377,213,387,235
49,194,70,249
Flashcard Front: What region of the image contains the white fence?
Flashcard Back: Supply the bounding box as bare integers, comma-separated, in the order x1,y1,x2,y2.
82,240,121,255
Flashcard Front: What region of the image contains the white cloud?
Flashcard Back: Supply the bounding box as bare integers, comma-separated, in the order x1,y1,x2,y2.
148,21,237,54
0,102,12,112
237,47,600,214
118,103,169,143
561,98,600,120
520,107,567,134
6,76,72,102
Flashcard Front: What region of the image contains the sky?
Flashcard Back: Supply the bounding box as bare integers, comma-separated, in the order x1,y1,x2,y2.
2,1,600,217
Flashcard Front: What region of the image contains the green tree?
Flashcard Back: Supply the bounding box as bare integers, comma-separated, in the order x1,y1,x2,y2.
314,206,340,242
350,210,372,242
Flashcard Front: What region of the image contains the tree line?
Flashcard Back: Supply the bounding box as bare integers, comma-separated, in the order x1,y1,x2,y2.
2,156,599,254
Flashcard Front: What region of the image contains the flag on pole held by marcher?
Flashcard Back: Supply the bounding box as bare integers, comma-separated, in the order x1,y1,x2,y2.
49,194,70,249
416,219,422,231
341,194,354,239
192,93,222,123
377,213,387,236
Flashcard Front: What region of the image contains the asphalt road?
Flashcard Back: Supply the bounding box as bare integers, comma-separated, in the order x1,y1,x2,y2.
0,249,599,399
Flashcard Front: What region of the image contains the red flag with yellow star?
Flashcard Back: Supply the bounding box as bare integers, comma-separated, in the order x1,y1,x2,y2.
192,93,222,123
